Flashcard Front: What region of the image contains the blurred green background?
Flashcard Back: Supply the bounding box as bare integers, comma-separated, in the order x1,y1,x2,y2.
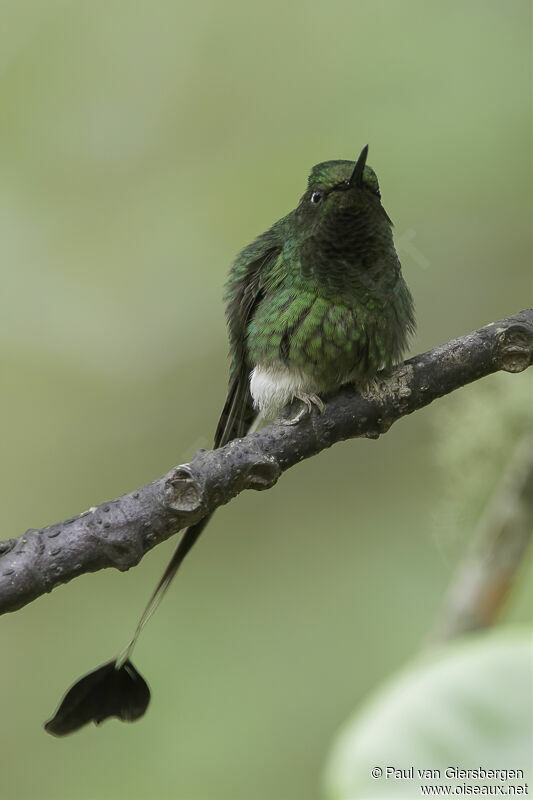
1,1,531,799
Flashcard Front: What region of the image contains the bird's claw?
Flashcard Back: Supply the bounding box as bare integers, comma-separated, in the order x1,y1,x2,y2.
282,393,325,426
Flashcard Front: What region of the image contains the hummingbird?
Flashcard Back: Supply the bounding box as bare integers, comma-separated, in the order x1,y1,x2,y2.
45,145,415,735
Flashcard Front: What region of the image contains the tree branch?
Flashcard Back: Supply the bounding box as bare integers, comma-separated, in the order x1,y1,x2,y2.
1,309,532,616
428,432,533,643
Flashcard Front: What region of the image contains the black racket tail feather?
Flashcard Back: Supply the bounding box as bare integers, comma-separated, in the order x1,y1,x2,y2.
44,659,150,737
44,516,212,736
44,406,257,736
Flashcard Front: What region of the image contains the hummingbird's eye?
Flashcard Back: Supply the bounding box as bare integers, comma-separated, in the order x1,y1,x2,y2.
310,191,323,204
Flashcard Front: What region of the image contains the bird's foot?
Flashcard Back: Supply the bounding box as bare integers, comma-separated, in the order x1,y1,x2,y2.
282,393,325,426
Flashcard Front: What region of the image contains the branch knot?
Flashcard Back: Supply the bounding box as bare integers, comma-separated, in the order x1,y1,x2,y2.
497,323,533,373
242,456,281,490
164,466,204,513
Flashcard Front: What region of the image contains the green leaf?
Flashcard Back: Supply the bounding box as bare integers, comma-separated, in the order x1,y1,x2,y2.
324,629,533,799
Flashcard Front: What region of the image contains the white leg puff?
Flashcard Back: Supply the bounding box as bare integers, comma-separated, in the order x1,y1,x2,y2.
250,363,321,420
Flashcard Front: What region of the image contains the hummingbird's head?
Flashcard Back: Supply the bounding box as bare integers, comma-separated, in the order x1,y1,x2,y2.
301,146,388,222
293,146,399,293
296,145,392,237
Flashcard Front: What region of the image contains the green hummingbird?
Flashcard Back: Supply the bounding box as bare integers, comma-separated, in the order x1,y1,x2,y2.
45,145,415,736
